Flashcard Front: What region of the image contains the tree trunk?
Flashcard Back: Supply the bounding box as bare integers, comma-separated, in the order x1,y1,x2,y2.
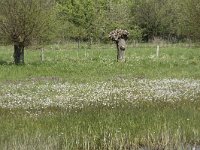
13,42,24,65
117,46,125,62
116,39,126,62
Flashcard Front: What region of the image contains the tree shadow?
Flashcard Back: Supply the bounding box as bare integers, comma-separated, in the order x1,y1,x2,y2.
0,60,45,66
0,60,13,65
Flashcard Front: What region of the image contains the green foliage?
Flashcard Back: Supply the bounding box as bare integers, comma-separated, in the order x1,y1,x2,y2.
0,0,56,45
131,0,178,41
56,0,138,42
1,0,200,44
177,0,200,40
57,0,103,41
55,0,200,42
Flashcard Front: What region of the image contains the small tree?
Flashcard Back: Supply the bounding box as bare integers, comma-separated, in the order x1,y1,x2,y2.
0,0,55,65
109,29,129,62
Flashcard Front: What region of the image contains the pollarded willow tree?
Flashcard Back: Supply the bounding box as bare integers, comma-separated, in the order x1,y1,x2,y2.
0,0,56,65
109,29,129,62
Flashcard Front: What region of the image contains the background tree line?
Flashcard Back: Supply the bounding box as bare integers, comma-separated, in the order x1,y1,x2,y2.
55,0,200,43
0,0,200,46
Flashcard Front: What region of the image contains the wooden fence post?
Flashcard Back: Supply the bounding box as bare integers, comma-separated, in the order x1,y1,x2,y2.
156,45,160,58
41,48,44,62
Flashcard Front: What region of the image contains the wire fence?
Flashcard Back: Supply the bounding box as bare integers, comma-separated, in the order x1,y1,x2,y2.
1,40,199,52
39,41,199,51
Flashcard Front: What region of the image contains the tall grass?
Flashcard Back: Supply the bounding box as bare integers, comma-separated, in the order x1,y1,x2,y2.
0,100,200,149
0,44,200,149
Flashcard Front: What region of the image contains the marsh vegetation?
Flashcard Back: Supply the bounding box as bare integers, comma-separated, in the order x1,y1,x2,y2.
0,45,200,149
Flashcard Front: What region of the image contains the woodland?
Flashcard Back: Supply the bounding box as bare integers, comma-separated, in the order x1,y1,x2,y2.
0,0,199,45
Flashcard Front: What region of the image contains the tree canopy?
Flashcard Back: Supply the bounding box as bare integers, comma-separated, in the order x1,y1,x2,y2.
0,0,200,44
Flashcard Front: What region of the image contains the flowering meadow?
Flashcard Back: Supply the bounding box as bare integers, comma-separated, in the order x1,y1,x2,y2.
0,78,200,110
0,45,200,149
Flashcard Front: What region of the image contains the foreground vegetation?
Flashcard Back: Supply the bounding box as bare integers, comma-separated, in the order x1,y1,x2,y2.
0,100,200,149
0,45,200,149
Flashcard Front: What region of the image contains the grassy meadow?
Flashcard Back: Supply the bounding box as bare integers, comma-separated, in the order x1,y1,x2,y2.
0,44,200,149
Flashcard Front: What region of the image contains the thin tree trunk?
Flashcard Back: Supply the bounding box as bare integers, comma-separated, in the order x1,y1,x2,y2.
41,48,44,62
13,42,25,65
88,36,93,49
77,38,80,49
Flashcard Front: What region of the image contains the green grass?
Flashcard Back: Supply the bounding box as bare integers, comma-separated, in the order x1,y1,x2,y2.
0,45,200,82
0,44,200,149
0,100,200,149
